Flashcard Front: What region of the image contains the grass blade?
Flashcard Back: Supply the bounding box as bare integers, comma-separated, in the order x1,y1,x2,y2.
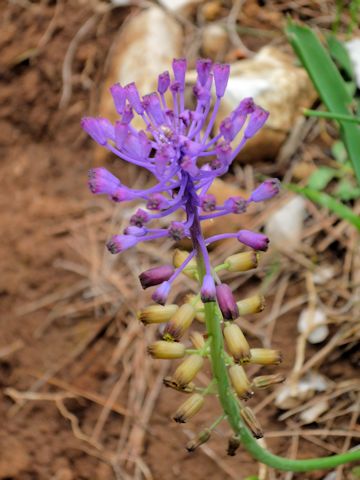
287,184,360,231
285,21,360,183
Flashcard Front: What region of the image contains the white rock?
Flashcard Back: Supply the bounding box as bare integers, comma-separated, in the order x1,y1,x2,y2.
298,307,329,344
96,5,183,163
299,399,329,424
158,0,205,16
275,371,330,410
265,195,306,250
346,39,360,88
313,265,335,285
201,24,229,60
215,46,318,161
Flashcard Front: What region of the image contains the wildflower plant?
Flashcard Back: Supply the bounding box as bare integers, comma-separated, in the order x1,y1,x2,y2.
82,59,360,472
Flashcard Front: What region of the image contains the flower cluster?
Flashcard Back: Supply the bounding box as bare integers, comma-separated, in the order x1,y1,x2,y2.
141,249,285,450
82,58,283,453
82,58,280,305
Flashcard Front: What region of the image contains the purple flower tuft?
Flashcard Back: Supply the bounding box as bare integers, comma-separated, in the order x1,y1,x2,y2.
81,117,108,145
158,71,170,94
172,58,187,91
110,83,126,115
139,265,174,290
201,274,216,303
237,230,269,251
152,281,171,305
196,59,213,86
124,226,147,236
200,194,216,212
216,284,239,320
125,82,144,115
146,194,169,211
130,209,149,227
106,235,138,254
244,107,269,139
224,196,247,214
88,168,120,195
83,57,270,290
213,63,230,98
249,178,280,202
168,222,186,241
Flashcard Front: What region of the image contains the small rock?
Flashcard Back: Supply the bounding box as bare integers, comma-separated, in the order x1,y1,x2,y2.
265,195,306,250
275,371,330,410
299,399,329,424
201,24,229,60
96,6,183,163
158,0,205,17
298,307,329,344
313,265,335,285
346,39,360,88
215,47,317,161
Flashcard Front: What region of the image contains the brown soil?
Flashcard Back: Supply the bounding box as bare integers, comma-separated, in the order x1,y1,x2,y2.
1,2,359,480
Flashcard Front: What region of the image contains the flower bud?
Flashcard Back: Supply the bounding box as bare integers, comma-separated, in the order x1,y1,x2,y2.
225,251,259,272
237,294,265,315
106,235,138,254
213,63,230,98
138,304,179,325
247,348,282,366
147,341,185,359
227,435,241,456
196,59,213,86
240,407,263,439
237,230,269,251
139,265,174,289
224,196,247,214
201,274,216,303
157,71,170,94
244,106,269,139
172,354,204,388
228,365,253,400
173,393,204,423
186,429,211,452
152,281,171,305
223,323,250,362
163,303,196,341
130,208,149,227
249,178,280,203
88,167,120,195
189,331,206,350
216,284,239,320
252,374,285,389
163,377,195,393
200,194,216,212
173,249,198,280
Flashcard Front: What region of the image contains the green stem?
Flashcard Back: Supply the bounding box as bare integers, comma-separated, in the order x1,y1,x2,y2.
303,108,360,124
196,254,360,472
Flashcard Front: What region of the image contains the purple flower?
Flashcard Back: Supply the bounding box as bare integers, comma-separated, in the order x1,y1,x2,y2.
200,194,216,212
201,274,216,303
83,58,275,302
106,235,138,254
249,178,280,203
237,230,269,251
168,222,186,241
152,281,171,305
139,265,175,289
88,167,120,195
216,284,239,320
224,196,247,214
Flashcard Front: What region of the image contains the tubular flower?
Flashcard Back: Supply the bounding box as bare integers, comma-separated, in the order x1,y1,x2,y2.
82,58,279,304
